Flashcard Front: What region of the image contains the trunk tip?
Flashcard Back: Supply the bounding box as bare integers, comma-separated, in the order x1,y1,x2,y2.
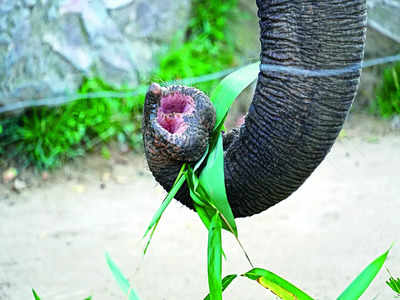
149,82,162,96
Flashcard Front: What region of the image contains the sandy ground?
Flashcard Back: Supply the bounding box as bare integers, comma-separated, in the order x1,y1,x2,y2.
0,114,399,300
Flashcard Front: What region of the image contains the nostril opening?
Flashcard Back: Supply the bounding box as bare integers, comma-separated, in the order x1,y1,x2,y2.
160,93,194,114
157,114,186,134
156,92,194,134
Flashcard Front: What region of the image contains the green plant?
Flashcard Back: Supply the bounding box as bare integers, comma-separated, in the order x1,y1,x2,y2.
373,62,400,118
32,289,40,300
105,64,392,300
0,0,240,171
32,289,91,300
153,0,239,95
106,253,141,300
1,78,143,170
0,116,21,161
387,269,400,297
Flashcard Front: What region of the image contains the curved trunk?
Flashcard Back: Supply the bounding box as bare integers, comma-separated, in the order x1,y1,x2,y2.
143,0,367,218
223,0,367,217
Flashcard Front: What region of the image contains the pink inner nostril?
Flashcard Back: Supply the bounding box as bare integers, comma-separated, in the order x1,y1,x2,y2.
160,93,194,114
156,92,194,134
157,115,185,134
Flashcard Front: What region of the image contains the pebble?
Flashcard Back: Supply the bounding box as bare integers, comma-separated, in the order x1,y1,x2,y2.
42,171,49,181
13,179,27,192
2,168,18,183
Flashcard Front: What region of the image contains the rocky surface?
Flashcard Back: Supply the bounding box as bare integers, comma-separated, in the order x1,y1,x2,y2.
0,0,191,110
1,0,399,114
354,0,400,111
368,0,400,43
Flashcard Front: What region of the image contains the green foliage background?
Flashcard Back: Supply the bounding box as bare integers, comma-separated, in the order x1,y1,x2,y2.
1,0,397,171
0,0,239,170
155,0,238,93
372,62,400,118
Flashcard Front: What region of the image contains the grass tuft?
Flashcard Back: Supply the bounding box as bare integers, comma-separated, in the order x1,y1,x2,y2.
372,62,400,118
1,78,143,170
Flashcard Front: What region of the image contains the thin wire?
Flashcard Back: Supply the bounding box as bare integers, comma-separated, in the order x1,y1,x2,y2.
0,54,399,115
362,54,400,68
0,67,239,114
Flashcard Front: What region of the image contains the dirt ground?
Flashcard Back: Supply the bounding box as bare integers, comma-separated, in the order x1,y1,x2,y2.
0,114,399,300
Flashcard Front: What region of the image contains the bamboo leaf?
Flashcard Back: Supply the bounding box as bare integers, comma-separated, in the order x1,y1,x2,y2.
243,268,314,300
199,133,237,236
143,164,187,253
143,218,160,255
208,213,223,300
32,289,40,300
337,248,391,300
210,62,259,131
194,202,215,229
186,165,208,207
386,273,400,295
186,165,215,230
194,144,210,172
204,274,238,300
105,253,142,300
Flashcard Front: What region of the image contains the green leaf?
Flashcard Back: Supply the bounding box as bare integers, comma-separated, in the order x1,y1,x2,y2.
194,144,210,172
243,268,314,300
193,201,215,229
105,252,142,300
186,165,208,207
210,62,259,131
386,272,400,295
32,289,41,300
337,248,391,300
192,144,210,195
101,145,111,159
143,164,187,254
207,213,223,300
204,274,237,300
186,165,215,230
199,133,237,236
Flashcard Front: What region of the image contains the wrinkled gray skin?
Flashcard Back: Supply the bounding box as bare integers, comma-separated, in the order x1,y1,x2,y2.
143,0,367,218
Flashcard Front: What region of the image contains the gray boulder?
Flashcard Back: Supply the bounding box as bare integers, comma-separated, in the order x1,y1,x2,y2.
0,0,191,111
355,0,400,110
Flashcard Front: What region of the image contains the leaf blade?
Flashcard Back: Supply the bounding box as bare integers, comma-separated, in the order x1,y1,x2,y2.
386,275,400,295
207,213,223,300
337,248,391,300
210,62,259,131
143,164,187,253
243,268,314,300
32,289,41,300
105,253,142,300
199,133,237,236
204,274,238,300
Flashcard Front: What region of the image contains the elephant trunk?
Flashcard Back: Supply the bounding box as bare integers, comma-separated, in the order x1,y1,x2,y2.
143,0,367,218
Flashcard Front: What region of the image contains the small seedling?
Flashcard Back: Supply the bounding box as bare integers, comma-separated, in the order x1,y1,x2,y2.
386,268,400,297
